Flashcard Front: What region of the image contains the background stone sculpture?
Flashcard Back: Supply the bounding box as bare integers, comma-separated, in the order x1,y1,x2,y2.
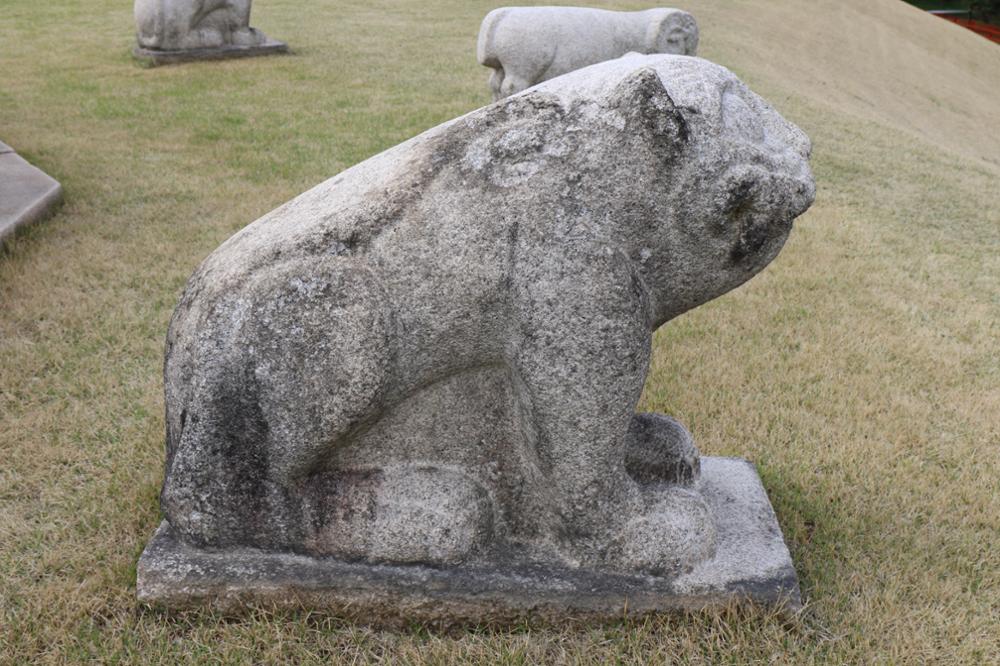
478,7,699,99
133,0,287,65
139,53,814,620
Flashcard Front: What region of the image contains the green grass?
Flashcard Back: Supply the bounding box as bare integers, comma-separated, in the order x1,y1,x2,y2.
2,0,999,663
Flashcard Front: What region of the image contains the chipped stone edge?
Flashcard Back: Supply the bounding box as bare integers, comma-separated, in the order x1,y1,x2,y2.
132,39,289,66
136,456,800,625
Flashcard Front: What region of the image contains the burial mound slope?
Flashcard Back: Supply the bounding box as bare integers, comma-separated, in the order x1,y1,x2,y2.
696,0,1000,171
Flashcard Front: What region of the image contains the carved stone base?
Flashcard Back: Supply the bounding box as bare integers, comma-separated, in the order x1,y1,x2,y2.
136,457,799,625
133,40,288,67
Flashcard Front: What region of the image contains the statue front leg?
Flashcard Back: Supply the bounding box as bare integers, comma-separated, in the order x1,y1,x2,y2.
229,0,267,45
510,241,716,574
509,241,651,566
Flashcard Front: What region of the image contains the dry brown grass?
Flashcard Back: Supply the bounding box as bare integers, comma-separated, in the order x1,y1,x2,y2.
2,0,998,662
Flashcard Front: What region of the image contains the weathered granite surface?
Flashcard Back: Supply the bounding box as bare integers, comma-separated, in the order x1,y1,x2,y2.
140,53,815,619
478,7,699,99
0,141,63,246
133,0,286,65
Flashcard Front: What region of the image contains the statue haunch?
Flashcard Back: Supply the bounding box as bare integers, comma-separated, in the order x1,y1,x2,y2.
478,7,699,100
134,0,268,51
161,54,814,576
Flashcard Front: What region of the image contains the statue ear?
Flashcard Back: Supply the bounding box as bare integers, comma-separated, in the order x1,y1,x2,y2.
611,67,689,149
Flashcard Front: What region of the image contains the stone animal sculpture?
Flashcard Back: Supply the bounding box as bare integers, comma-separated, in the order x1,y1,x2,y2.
134,0,268,51
158,54,814,580
478,7,699,100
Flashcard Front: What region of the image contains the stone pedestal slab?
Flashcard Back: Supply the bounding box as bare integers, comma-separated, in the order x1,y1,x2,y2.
137,457,799,625
0,141,63,246
133,39,288,67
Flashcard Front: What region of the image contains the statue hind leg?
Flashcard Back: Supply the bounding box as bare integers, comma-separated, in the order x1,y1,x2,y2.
161,367,298,549
250,262,393,487
162,260,392,550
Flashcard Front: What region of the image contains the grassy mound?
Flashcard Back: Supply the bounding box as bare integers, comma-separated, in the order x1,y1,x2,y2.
1,0,997,661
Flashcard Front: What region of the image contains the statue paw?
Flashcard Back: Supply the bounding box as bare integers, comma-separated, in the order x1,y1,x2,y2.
608,487,717,576
232,27,266,47
302,466,494,566
184,27,224,49
625,412,700,485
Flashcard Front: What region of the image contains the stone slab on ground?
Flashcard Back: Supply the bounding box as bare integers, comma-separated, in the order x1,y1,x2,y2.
137,457,800,624
133,39,288,66
0,141,63,246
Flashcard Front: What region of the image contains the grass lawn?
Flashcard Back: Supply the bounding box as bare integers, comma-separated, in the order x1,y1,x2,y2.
2,0,999,662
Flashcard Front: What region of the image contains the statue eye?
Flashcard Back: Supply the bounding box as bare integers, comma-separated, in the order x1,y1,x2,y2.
718,177,770,262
